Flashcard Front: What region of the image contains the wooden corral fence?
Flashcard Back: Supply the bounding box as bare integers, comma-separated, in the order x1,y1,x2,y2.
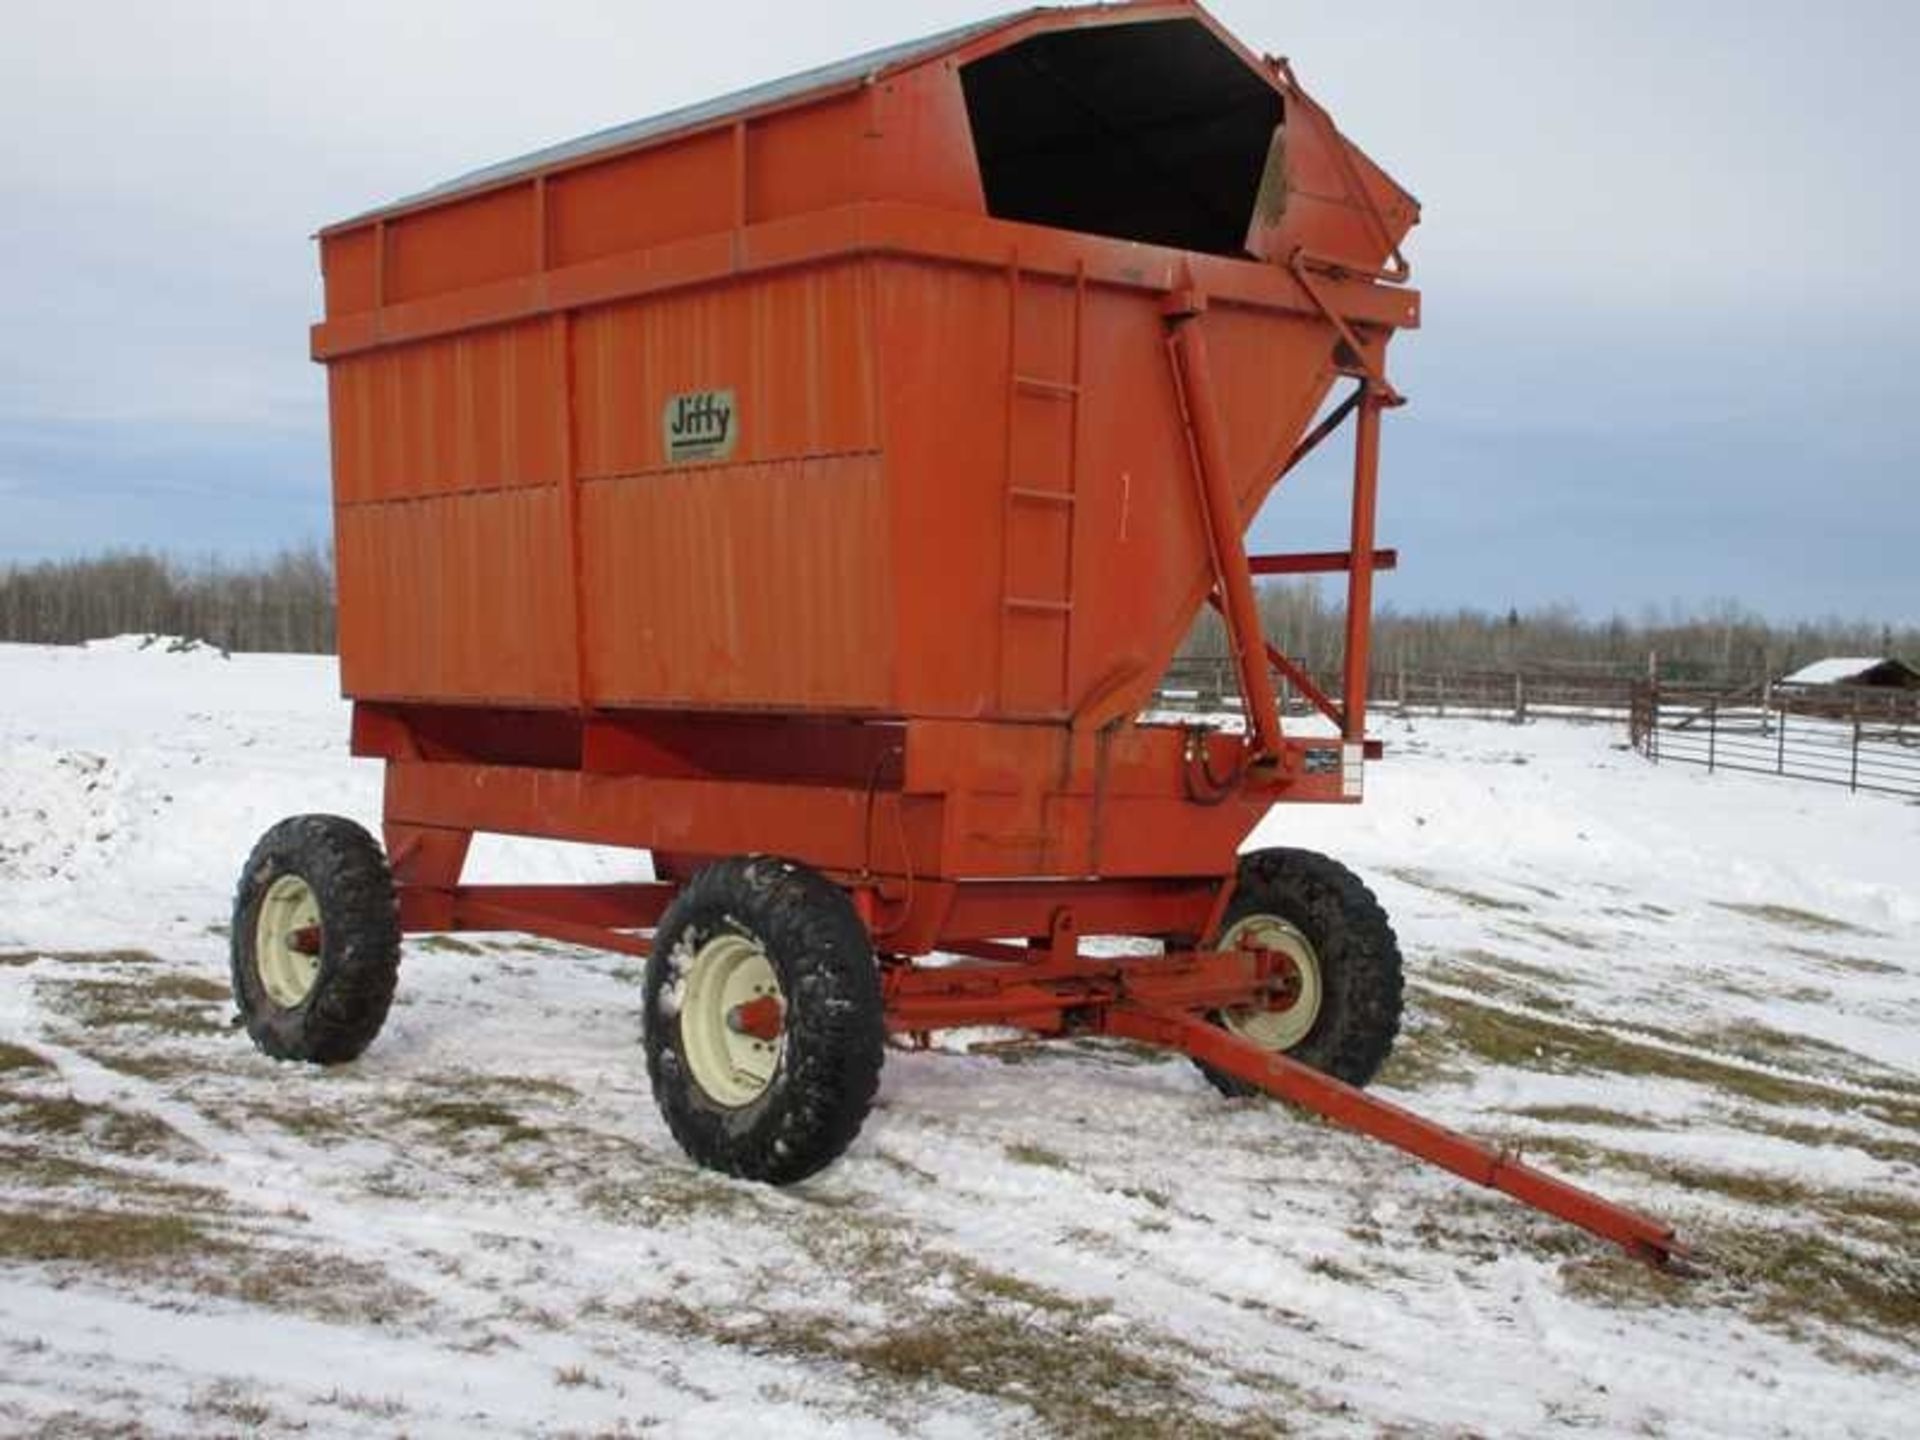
1156,659,1637,724
1630,682,1920,798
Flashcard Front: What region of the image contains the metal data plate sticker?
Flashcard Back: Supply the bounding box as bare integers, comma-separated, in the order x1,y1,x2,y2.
662,389,738,464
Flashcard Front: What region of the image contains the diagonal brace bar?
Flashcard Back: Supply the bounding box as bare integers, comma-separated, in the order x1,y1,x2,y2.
1165,304,1285,764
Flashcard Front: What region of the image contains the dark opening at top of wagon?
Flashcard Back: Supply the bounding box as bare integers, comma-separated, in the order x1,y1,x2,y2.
328,5,1292,263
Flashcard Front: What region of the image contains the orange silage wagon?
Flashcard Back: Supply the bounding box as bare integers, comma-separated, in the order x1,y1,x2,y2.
233,2,1679,1264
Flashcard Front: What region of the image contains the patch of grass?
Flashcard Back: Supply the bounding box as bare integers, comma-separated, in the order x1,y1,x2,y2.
0,1206,208,1264
1565,1219,1920,1355
554,1366,602,1390
635,1283,1250,1437
0,1141,224,1211
321,1391,407,1420
1507,1103,1652,1128
1461,948,1572,989
1409,988,1914,1125
1512,921,1601,952
654,1207,1320,1432
156,1238,427,1327
1778,944,1902,977
1385,868,1529,913
1722,1113,1920,1170
1421,952,1573,1014
188,1381,275,1428
0,1041,49,1073
1,1091,191,1158
1372,1023,1471,1091
48,971,230,1035
1495,1128,1920,1353
1712,901,1873,937
151,973,229,1002
409,1098,548,1147
582,1167,770,1227
12,948,168,966
1694,1020,1899,1085
1004,1140,1073,1171
873,1149,939,1184
1721,1228,1920,1349
412,934,485,955
1304,1254,1363,1283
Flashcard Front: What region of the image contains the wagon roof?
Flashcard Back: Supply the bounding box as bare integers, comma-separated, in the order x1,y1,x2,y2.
344,7,1047,227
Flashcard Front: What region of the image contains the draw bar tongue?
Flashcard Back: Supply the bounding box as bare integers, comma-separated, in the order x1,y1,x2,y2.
1104,1004,1685,1268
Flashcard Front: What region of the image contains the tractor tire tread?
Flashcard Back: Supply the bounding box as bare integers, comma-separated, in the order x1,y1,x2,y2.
230,814,401,1065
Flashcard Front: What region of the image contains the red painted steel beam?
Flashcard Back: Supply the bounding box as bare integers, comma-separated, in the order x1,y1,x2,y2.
1248,549,1398,577
1341,391,1386,742
1203,590,1345,731
399,883,678,933
382,761,929,879
882,947,1280,1034
1104,1006,1683,1266
418,891,657,960
1166,307,1286,765
937,878,1220,942
313,202,1421,363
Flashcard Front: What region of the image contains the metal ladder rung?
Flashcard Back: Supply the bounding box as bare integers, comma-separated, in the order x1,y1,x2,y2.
1008,486,1076,506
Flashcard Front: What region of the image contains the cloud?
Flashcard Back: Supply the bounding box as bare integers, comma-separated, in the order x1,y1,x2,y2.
1,0,1914,619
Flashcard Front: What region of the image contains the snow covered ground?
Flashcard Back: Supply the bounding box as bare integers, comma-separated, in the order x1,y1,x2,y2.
1,638,1915,1438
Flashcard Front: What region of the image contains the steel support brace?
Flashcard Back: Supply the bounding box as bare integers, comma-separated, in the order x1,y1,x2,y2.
396,882,677,959
1342,389,1385,741
882,945,1283,1035
1166,307,1285,764
1103,1005,1682,1266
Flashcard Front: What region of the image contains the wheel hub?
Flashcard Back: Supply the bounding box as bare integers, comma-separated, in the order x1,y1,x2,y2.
679,932,786,1106
1217,913,1323,1052
255,873,322,1008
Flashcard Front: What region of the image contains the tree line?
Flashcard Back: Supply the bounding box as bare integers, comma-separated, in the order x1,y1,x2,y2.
0,547,336,654
0,547,1910,681
1180,581,1916,687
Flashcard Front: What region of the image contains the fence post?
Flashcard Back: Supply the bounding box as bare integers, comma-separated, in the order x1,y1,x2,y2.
1851,696,1861,793
1513,672,1526,724
1776,702,1787,775
1707,695,1717,773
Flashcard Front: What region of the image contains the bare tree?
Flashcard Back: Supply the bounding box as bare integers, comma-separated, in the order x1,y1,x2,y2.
0,544,338,654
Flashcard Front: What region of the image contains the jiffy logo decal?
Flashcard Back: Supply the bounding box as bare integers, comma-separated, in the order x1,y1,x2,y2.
662,389,738,464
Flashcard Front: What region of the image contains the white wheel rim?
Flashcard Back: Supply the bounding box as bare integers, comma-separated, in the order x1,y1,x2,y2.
1217,913,1323,1052
256,873,322,1008
679,932,785,1107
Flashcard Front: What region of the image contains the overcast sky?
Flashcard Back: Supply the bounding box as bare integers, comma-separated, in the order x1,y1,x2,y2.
2,0,1914,622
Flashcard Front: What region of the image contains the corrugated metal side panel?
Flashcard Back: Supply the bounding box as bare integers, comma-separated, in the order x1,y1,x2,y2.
572,265,879,477
580,453,892,711
335,486,575,704
329,319,560,503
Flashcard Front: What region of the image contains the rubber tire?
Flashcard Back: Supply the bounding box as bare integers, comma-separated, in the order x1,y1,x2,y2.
1196,847,1403,1097
231,814,401,1064
644,855,885,1185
